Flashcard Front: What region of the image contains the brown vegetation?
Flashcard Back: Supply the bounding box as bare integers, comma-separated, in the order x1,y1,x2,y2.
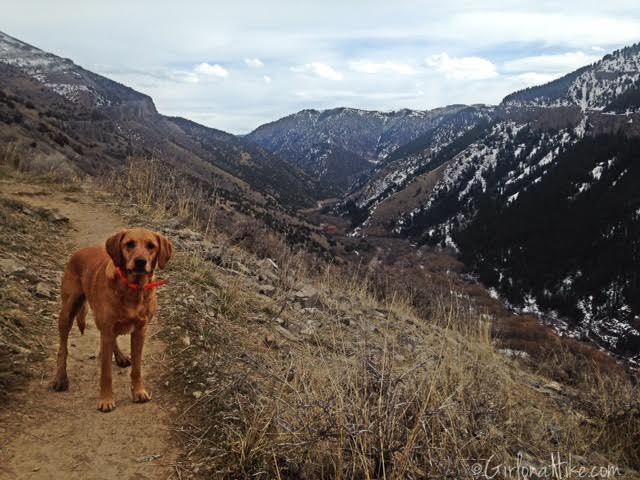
99,159,639,478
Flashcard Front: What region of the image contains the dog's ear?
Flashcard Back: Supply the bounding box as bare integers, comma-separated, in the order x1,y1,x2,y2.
105,231,126,268
155,233,173,269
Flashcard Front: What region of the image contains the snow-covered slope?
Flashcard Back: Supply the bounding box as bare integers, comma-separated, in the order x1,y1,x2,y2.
503,43,640,111
343,106,493,224
392,113,640,362
0,31,152,109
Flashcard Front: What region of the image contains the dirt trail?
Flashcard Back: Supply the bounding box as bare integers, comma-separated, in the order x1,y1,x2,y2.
0,183,178,479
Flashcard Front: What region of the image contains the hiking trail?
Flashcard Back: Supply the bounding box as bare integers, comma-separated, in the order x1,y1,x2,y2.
0,182,178,480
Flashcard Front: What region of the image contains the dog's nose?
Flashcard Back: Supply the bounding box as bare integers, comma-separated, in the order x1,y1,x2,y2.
134,257,147,269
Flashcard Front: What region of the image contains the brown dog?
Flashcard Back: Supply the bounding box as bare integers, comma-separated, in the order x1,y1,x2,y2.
52,228,173,412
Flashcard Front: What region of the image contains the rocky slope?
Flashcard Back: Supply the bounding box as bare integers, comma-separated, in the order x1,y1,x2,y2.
103,172,639,478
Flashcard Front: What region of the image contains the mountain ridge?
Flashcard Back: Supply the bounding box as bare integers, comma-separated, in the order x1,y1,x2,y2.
246,104,470,195
0,29,319,210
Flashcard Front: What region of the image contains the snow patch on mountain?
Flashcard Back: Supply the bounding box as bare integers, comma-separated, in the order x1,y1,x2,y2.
0,31,111,106
503,43,640,111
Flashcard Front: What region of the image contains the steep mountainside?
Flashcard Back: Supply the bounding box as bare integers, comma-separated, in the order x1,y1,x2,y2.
0,30,317,210
340,105,494,234
338,44,640,362
503,42,640,110
246,105,469,195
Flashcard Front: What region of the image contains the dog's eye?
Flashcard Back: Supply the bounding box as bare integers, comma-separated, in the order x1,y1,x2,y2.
125,241,135,249
147,242,155,250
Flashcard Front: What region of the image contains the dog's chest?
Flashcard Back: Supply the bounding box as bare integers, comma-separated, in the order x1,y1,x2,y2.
115,299,154,334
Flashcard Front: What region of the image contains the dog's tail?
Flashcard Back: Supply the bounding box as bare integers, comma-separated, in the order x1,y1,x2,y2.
75,301,87,335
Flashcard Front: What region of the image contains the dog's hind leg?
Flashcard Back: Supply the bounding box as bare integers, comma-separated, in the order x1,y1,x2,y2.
52,270,85,392
113,338,131,368
75,302,87,335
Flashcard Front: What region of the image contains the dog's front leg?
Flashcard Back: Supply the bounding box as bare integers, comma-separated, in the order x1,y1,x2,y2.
98,333,116,412
131,324,151,403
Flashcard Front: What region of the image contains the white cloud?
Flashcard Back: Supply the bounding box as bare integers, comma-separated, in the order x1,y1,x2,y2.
348,60,415,75
503,51,600,74
514,72,560,86
173,71,200,84
291,62,343,81
244,57,264,68
194,62,229,78
263,75,272,84
425,53,498,80
434,12,640,49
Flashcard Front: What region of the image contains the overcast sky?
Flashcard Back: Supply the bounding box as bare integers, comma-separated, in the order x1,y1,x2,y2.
2,1,640,133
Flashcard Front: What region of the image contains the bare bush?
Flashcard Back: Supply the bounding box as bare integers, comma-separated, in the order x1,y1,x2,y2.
100,156,217,226
0,143,78,181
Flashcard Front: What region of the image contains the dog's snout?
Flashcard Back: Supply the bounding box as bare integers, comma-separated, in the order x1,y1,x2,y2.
134,257,147,269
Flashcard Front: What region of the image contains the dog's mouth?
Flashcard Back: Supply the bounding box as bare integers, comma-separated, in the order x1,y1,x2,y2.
127,267,150,276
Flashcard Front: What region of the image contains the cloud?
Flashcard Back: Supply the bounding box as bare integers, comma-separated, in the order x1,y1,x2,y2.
171,71,200,83
194,62,229,78
263,75,272,84
244,57,264,68
503,51,601,74
433,12,640,49
514,72,561,86
348,60,415,75
291,62,343,81
425,53,498,80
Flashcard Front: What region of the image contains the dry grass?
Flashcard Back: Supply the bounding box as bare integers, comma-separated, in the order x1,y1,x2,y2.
158,247,639,479
99,157,217,226
96,156,640,478
0,142,78,180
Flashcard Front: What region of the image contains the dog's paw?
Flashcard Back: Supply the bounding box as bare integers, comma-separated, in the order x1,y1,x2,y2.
97,397,116,412
51,376,69,392
132,388,151,403
115,355,131,368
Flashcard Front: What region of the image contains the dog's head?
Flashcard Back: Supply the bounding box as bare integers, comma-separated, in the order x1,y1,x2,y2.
106,228,173,275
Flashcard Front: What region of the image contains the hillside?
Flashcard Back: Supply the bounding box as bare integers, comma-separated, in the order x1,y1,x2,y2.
1,167,638,478
339,105,494,234
0,30,319,211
